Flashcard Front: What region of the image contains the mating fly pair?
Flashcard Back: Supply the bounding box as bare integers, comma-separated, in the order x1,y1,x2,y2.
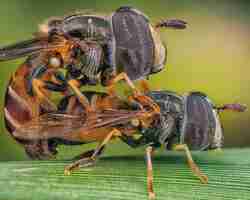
1,5,246,200
1,7,187,198
2,6,187,157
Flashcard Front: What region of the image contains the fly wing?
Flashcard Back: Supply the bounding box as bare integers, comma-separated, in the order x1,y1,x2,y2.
111,7,155,80
180,92,222,150
82,109,144,130
13,113,87,141
13,109,144,141
0,37,64,61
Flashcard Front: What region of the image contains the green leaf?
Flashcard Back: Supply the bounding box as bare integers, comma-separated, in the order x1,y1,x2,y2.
0,148,250,200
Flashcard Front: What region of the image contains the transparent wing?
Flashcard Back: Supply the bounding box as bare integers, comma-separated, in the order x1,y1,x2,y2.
13,109,144,141
13,113,86,140
0,36,65,61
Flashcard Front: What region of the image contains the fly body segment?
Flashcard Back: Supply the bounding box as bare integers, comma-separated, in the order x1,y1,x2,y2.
13,89,246,199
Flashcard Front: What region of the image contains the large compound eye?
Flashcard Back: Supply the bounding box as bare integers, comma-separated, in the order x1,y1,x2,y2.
49,56,62,68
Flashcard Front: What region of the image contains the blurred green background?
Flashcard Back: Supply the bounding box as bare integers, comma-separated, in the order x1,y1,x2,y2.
0,0,249,161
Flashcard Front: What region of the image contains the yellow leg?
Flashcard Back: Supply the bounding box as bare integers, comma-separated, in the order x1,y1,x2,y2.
107,72,140,96
67,79,92,112
90,94,98,111
132,94,160,114
64,129,121,175
173,144,208,184
66,96,77,113
32,79,57,111
146,146,156,200
108,72,160,116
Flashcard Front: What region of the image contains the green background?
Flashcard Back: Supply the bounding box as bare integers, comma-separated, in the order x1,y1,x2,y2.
0,0,249,161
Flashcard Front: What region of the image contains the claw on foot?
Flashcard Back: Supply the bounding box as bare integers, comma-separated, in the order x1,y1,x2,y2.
64,168,71,176
148,192,156,200
200,174,209,184
188,161,208,183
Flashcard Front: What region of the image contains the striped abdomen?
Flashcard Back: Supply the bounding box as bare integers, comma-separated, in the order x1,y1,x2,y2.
4,63,37,135
4,61,57,159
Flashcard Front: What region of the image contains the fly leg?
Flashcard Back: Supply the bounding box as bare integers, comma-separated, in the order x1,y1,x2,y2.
121,136,156,199
173,144,208,184
146,146,156,200
64,129,121,175
72,146,105,161
132,94,160,115
28,66,67,112
52,71,93,113
67,79,92,113
107,72,140,96
107,72,160,114
32,79,57,111
139,79,151,94
32,78,69,111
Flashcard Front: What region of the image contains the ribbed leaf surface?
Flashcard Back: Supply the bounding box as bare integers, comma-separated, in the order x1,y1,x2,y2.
0,149,249,200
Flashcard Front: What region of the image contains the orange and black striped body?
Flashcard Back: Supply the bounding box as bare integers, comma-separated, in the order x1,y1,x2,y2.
4,58,57,159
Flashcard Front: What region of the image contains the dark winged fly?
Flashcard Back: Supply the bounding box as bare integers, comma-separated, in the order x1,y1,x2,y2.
12,89,246,199
1,6,187,119
2,8,187,167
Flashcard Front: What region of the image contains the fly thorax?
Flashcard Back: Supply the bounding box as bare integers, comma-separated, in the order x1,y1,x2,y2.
80,45,103,81
139,114,175,148
157,115,176,147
